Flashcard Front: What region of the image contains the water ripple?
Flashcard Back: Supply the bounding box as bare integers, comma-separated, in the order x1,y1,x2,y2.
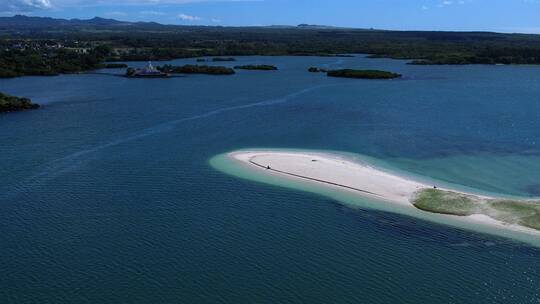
2,84,336,200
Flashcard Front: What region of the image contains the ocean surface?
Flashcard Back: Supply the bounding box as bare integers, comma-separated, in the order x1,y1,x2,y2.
1,55,540,303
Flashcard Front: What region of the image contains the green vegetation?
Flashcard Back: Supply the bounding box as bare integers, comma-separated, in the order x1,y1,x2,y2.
80,27,540,65
104,63,128,68
0,45,112,78
327,69,401,79
0,92,39,113
234,65,278,70
212,57,236,62
157,64,235,75
414,189,483,216
308,67,327,73
4,16,540,78
413,188,540,231
408,50,540,65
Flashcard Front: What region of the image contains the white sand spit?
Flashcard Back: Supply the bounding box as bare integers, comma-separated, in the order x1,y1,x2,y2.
224,150,540,242
232,150,436,205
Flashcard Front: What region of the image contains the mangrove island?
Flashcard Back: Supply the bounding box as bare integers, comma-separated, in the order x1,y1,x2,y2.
0,92,40,113
234,65,278,71
327,69,402,79
104,63,128,69
212,57,236,62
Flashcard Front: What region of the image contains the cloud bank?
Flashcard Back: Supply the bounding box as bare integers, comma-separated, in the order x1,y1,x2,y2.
1,0,257,13
2,0,52,13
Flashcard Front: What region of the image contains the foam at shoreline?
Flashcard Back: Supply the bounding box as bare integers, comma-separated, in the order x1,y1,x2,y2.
210,149,540,247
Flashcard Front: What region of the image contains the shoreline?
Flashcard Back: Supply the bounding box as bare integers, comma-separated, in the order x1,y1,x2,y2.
211,149,540,246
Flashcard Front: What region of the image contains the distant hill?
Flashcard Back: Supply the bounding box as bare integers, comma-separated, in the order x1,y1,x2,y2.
297,24,346,29
0,16,354,31
0,15,139,29
0,15,536,37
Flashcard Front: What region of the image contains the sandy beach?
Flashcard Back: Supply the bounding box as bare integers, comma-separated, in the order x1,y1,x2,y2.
225,150,540,241
232,150,449,205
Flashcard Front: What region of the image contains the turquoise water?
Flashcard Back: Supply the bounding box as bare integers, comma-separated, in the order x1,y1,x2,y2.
1,55,540,303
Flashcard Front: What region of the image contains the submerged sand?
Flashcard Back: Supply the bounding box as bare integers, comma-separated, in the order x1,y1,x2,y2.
224,150,540,242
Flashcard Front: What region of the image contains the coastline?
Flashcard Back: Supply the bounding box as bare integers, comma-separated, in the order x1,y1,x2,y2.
210,149,540,247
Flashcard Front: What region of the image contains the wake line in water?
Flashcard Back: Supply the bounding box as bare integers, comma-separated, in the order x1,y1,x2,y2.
3,84,334,199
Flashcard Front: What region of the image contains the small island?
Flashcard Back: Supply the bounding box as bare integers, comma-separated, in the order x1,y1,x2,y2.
327,69,401,79
0,92,40,113
308,67,327,73
234,65,278,71
212,57,236,62
104,63,128,69
158,64,235,75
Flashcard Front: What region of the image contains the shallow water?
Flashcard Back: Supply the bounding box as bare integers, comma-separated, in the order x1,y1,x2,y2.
1,55,540,303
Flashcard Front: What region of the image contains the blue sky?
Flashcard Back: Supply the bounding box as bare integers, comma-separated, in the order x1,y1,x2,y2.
2,0,540,33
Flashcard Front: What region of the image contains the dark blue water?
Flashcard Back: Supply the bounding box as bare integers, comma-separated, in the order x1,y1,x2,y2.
1,56,540,303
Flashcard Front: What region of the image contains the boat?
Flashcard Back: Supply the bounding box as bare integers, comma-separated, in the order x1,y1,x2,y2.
128,61,170,78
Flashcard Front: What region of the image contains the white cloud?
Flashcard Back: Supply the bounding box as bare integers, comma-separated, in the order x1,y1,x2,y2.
177,13,201,21
1,0,259,13
49,0,262,7
1,0,52,13
23,0,52,8
140,10,166,15
437,0,468,8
